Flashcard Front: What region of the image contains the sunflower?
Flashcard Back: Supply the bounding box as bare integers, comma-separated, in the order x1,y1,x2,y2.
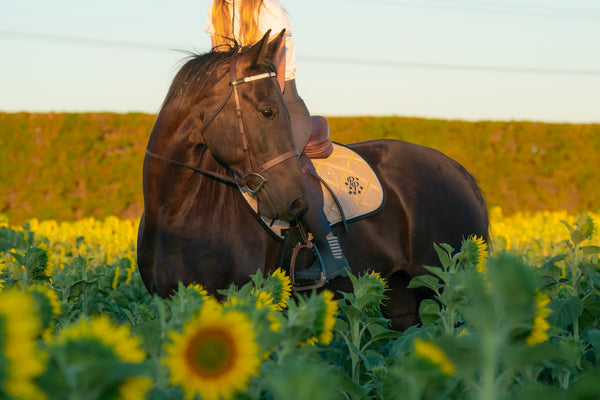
352,270,388,312
253,289,276,310
112,266,121,290
163,304,261,400
267,312,282,332
526,292,552,346
369,270,386,285
48,315,146,363
0,289,47,400
460,235,489,272
0,264,5,292
414,338,456,375
268,268,292,310
28,283,61,328
117,376,153,400
572,214,595,244
187,282,209,297
313,290,338,345
44,315,150,400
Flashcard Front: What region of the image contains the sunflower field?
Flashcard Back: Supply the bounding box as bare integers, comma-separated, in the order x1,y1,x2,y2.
1,208,600,400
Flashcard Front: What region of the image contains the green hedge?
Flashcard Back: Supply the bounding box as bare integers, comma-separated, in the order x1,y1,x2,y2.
1,112,598,224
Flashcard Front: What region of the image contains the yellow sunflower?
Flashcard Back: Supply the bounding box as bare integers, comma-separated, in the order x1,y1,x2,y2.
252,289,276,310
29,283,61,315
0,289,47,400
526,292,552,346
117,376,153,400
369,270,386,285
0,264,5,292
267,312,282,332
163,305,261,400
414,338,456,376
269,268,292,310
314,290,338,345
112,266,121,290
187,282,209,297
473,235,489,273
48,315,146,363
460,235,489,272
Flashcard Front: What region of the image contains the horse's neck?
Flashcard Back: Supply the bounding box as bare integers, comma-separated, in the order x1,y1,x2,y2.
155,147,234,220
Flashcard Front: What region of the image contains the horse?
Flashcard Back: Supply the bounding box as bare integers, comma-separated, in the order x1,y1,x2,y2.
137,30,489,331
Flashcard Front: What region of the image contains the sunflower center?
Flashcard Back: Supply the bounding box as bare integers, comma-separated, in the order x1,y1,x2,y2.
186,328,236,377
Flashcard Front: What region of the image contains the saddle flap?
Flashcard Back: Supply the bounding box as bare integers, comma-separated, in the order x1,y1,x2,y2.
240,143,384,239
311,144,384,225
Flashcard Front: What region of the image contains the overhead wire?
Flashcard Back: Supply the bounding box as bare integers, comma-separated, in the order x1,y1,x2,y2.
2,28,598,77
1,0,599,77
301,56,600,76
333,0,600,20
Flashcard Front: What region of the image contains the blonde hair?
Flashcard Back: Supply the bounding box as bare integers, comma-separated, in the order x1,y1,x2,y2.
212,0,265,47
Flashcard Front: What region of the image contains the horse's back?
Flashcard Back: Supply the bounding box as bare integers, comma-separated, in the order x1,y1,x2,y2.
348,139,489,263
331,139,487,330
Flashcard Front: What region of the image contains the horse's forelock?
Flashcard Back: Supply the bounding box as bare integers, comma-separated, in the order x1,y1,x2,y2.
160,49,236,112
161,41,282,113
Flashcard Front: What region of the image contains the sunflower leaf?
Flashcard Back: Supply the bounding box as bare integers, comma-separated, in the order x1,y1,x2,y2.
407,275,440,291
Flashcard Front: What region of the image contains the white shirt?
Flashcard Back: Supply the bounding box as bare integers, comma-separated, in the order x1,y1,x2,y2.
205,0,297,81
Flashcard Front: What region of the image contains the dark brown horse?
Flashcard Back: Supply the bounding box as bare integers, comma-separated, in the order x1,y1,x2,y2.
137,31,489,330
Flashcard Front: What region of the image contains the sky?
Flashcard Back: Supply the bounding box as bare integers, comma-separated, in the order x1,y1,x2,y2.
1,0,599,123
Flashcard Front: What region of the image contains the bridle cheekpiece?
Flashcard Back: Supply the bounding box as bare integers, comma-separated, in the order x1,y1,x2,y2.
146,55,299,195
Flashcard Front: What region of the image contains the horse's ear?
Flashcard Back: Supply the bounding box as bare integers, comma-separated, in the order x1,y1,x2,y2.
266,30,286,91
245,29,272,68
265,29,286,63
242,29,286,90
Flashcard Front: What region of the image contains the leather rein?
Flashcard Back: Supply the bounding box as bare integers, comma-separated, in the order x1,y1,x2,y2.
145,56,299,195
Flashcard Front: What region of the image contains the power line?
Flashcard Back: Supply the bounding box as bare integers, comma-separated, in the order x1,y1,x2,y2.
0,29,176,52
301,56,600,76
2,29,599,77
334,0,600,20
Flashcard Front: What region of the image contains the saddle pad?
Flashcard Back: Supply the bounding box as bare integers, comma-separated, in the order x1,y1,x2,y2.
241,143,384,239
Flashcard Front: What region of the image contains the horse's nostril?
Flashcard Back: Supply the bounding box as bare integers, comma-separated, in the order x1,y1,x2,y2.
288,197,307,219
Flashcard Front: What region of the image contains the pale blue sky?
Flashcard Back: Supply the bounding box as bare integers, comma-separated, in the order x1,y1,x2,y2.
1,0,599,122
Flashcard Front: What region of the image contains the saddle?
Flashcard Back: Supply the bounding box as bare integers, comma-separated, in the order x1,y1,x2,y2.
241,117,384,238
240,116,384,289
304,115,334,159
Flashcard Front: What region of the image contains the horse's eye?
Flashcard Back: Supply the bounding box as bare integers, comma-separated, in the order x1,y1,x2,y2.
259,109,275,119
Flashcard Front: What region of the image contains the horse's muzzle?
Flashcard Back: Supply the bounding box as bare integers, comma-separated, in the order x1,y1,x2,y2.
287,197,308,221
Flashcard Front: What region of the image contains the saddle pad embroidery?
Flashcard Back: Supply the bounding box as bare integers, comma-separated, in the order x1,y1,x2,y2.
241,143,384,238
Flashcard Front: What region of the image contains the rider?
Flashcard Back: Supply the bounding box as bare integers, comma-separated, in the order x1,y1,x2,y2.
205,0,349,283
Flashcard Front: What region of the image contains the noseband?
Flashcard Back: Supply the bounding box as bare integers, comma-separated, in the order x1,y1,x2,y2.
146,55,299,195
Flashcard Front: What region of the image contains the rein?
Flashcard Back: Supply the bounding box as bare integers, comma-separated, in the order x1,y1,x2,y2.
145,55,299,195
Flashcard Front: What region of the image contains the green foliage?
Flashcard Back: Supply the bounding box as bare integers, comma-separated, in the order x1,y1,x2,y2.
0,112,152,224
1,211,600,398
1,112,600,224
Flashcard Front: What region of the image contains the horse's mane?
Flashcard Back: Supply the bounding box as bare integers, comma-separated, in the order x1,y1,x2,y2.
161,47,241,111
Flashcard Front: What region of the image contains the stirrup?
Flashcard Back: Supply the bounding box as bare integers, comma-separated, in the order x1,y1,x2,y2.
288,231,327,292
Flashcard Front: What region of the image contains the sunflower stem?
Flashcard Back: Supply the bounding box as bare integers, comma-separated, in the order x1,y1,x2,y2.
350,319,362,384
570,242,580,340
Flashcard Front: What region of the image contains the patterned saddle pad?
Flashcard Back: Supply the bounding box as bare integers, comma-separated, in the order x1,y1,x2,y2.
241,143,384,239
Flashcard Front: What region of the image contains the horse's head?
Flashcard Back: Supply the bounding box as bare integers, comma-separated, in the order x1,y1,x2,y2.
148,30,307,222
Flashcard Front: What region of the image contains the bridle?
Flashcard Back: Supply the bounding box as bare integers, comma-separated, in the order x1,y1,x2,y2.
146,55,299,195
